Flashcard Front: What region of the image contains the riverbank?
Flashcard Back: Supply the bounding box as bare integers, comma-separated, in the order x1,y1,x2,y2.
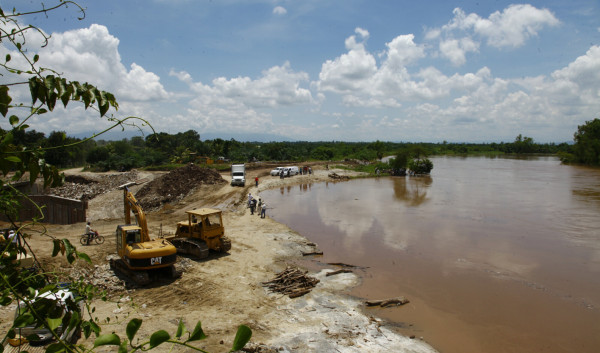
0,164,437,352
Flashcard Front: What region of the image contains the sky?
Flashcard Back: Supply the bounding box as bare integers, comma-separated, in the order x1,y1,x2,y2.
1,0,599,143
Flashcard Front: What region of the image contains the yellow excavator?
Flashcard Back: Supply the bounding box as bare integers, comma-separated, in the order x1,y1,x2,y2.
109,182,178,285
167,208,231,259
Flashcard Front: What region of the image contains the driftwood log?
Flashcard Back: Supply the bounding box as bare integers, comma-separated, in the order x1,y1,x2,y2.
328,172,350,180
302,251,323,256
262,266,319,298
365,296,410,308
325,269,353,277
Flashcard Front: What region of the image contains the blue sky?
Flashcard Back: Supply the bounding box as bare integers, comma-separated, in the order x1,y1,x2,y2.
1,0,599,142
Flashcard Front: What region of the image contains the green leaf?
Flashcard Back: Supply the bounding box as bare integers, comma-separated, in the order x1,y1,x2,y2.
231,325,252,352
0,85,11,117
77,251,92,264
126,318,142,342
9,115,19,126
93,333,121,347
47,317,62,331
28,77,39,105
45,342,66,353
175,319,185,338
29,159,40,184
33,54,39,63
4,156,21,163
149,330,170,348
188,321,206,342
14,313,35,328
118,339,128,353
5,53,11,62
52,239,61,257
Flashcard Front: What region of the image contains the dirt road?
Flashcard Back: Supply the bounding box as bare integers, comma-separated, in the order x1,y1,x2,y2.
1,165,436,352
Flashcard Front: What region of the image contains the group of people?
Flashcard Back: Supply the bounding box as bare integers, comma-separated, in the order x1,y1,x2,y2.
247,193,267,218
1,229,21,247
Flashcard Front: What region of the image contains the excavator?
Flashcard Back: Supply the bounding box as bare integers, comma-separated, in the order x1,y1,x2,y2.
167,208,231,259
110,182,178,285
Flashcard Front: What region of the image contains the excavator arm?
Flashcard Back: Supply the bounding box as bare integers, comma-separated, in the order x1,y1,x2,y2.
119,182,150,242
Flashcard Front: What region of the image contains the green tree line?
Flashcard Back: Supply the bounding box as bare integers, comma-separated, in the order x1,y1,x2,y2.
8,130,584,171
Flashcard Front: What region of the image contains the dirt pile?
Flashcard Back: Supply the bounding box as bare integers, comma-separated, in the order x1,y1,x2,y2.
49,171,140,200
135,164,226,210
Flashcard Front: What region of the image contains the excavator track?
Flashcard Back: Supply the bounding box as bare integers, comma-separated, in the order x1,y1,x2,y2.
109,258,179,286
109,258,151,286
170,238,210,259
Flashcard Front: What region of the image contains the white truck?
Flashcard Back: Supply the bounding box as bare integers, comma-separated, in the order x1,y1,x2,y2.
231,164,246,186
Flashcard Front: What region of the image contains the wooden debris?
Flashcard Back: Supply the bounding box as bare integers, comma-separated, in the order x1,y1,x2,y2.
327,262,362,268
365,296,410,308
326,269,353,277
262,266,320,298
302,251,324,256
328,172,350,180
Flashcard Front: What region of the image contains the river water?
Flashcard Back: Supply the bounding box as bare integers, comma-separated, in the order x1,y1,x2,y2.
262,156,600,353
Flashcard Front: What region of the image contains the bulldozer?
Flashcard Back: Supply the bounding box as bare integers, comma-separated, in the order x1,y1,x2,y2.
109,182,178,285
166,208,231,259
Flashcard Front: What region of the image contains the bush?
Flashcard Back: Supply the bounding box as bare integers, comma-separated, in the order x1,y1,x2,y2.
408,158,433,174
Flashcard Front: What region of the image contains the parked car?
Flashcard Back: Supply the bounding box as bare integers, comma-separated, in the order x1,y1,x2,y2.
270,167,285,176
12,286,83,346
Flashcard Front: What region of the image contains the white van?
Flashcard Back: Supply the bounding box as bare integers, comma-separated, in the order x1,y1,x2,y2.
285,166,299,175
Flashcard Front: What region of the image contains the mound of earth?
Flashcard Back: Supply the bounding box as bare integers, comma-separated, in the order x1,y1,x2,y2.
135,164,226,210
49,171,140,200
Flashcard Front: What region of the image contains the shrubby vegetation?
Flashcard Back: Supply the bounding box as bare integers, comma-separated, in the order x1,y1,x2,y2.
559,118,600,166
11,131,576,172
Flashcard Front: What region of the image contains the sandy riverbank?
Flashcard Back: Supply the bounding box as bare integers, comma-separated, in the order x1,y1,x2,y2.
1,164,437,352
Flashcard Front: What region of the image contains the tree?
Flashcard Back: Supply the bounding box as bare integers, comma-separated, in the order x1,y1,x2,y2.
0,3,251,352
572,118,600,166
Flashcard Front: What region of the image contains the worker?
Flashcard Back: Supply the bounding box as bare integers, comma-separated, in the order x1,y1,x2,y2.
257,197,262,216
250,198,257,215
255,176,259,187
260,200,267,218
85,221,97,245
7,230,18,246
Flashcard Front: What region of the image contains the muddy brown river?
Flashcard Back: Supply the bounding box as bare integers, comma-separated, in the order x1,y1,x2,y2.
263,156,600,353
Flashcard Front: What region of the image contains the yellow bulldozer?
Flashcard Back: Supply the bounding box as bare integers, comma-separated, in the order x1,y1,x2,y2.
166,208,231,259
110,182,179,285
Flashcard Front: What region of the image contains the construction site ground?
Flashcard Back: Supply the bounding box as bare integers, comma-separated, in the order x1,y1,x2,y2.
0,164,436,353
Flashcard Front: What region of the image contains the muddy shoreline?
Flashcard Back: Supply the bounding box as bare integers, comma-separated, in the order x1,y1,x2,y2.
1,165,437,352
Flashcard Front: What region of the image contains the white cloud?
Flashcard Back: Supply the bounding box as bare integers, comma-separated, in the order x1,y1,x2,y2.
39,24,169,102
273,6,287,15
318,31,377,93
439,37,479,66
170,62,314,134
443,5,560,49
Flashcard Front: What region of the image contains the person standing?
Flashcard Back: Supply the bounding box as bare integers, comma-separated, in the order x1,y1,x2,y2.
260,200,267,218
255,176,259,187
7,230,19,247
248,193,253,208
250,198,257,215
257,197,262,216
